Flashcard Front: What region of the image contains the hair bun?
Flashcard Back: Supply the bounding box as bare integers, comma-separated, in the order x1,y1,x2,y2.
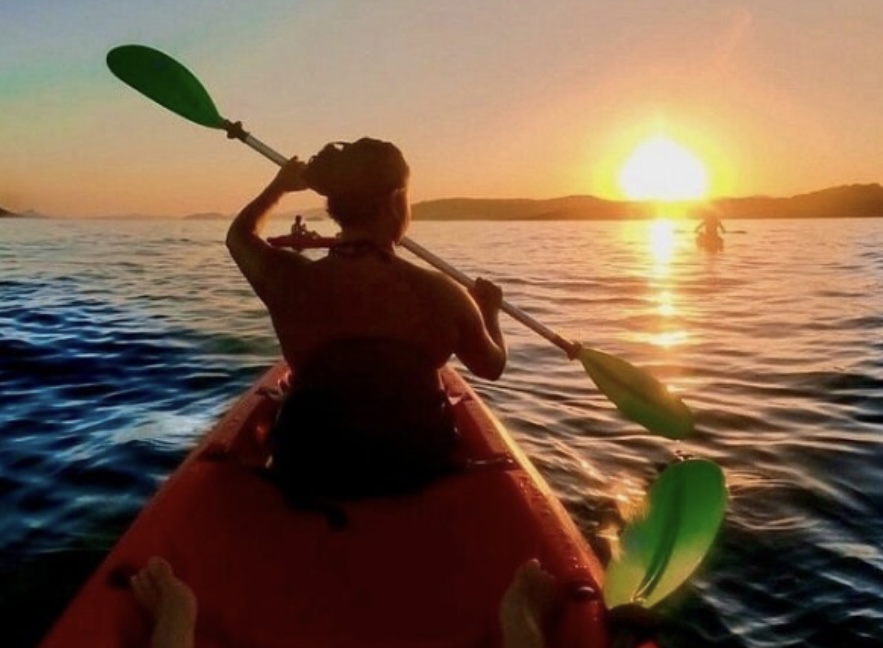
304,138,409,197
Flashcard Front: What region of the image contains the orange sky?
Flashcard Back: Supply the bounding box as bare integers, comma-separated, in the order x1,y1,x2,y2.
3,1,883,217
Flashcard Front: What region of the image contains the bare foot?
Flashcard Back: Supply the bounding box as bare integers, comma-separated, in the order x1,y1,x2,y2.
499,559,560,648
130,557,197,648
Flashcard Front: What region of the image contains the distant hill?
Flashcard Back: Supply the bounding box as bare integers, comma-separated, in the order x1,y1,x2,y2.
5,184,883,221
718,184,883,219
412,195,639,221
0,207,49,218
181,212,230,221
0,207,51,218
182,206,327,221
411,183,883,221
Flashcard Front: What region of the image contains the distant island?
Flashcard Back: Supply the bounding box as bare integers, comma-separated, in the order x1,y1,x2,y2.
411,183,883,221
0,206,28,218
0,207,52,219
181,206,329,221
4,183,883,220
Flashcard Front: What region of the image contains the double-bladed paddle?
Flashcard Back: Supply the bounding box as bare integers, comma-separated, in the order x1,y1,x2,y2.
106,44,695,440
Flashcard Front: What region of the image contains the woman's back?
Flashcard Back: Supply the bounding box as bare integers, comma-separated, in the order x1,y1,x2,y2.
265,249,462,372
226,137,506,381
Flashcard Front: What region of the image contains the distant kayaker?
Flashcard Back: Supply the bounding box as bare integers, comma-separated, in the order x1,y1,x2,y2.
130,556,560,648
290,213,308,236
226,138,507,508
694,207,726,238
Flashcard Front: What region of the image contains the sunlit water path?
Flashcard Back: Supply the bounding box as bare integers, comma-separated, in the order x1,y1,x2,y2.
2,217,882,647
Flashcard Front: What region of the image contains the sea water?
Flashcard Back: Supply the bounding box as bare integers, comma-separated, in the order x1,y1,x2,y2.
2,216,882,647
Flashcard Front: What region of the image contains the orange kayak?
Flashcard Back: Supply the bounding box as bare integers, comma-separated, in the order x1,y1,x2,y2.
39,362,613,648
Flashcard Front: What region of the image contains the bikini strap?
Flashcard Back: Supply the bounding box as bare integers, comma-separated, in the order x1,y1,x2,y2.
328,240,394,261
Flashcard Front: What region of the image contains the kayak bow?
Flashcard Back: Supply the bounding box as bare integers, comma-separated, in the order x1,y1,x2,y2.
39,363,623,648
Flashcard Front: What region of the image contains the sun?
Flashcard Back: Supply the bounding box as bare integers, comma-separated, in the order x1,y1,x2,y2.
618,136,709,201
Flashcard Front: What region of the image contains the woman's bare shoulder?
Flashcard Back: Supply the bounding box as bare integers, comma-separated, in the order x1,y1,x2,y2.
401,262,477,323
400,259,465,292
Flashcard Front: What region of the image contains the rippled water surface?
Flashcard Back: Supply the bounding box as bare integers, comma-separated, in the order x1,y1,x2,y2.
2,217,883,647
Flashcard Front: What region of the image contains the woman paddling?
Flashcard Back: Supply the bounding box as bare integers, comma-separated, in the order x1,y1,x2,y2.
226,138,507,510
694,206,726,251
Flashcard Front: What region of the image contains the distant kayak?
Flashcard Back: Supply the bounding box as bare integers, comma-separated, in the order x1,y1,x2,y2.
39,362,619,648
695,231,724,253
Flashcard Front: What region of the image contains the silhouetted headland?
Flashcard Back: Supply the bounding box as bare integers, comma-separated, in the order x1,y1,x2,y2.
411,183,883,221
0,207,53,219
4,183,883,220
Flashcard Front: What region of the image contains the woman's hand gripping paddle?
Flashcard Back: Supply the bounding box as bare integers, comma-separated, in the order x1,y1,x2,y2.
106,43,695,440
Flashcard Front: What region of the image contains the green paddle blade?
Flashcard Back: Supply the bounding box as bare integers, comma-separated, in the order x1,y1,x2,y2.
578,347,694,439
107,45,225,129
603,459,727,609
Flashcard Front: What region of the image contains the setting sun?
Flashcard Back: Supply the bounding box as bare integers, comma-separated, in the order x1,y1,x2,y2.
618,136,709,201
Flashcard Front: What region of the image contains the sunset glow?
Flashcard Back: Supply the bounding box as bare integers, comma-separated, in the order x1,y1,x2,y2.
2,3,882,217
618,136,709,202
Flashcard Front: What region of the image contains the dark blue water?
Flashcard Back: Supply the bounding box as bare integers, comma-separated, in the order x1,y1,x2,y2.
2,217,883,647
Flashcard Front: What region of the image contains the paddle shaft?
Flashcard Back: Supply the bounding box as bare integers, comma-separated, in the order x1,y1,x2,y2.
224,121,288,166
229,127,580,360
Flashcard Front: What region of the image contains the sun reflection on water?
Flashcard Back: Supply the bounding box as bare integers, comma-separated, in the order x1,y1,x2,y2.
648,218,676,269
645,218,689,349
657,290,675,317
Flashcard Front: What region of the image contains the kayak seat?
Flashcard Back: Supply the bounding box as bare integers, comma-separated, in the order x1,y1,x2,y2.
192,337,526,530
250,338,461,527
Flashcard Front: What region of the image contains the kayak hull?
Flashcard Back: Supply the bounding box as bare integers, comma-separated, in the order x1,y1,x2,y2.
695,232,724,252
39,363,612,648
